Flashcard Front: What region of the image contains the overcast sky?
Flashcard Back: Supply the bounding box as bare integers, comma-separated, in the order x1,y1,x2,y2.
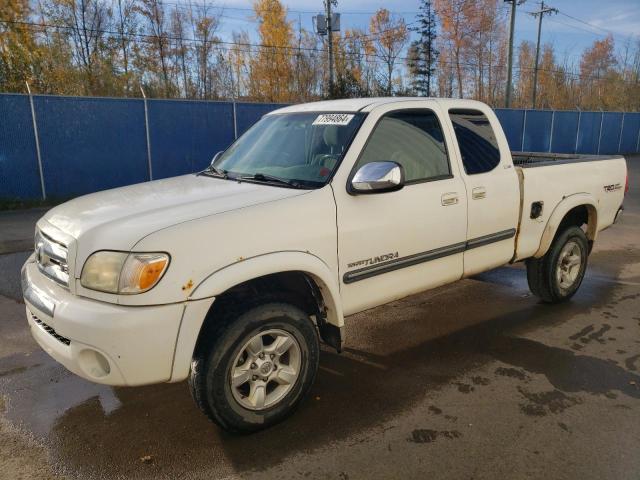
211,0,640,69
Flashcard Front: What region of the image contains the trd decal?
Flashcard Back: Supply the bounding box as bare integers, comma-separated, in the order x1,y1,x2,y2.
604,183,622,192
347,252,399,269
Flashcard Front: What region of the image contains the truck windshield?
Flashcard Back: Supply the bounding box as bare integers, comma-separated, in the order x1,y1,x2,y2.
211,112,366,188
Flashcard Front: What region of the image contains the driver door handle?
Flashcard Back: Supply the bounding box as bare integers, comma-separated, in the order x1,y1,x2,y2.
441,192,459,206
472,187,487,200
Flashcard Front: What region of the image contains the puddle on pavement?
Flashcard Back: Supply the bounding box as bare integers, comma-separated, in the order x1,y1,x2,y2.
0,351,120,437
488,335,640,399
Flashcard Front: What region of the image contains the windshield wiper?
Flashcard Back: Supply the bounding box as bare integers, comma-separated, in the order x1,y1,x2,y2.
237,172,303,189
200,165,228,179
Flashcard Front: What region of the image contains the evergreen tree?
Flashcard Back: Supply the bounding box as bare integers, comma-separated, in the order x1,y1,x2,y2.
407,0,438,96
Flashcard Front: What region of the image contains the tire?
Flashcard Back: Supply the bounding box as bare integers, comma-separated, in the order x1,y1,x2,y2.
526,225,589,304
188,302,320,433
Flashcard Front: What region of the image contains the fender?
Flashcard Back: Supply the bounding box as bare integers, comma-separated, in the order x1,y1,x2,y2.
190,250,343,326
169,251,344,382
533,193,598,258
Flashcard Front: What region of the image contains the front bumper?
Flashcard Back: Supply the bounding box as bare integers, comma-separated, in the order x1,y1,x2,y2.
22,256,186,386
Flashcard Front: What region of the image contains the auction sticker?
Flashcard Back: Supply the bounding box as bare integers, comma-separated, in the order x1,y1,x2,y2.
313,113,354,126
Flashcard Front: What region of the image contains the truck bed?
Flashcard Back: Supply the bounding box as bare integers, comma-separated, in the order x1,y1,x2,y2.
512,153,626,262
512,152,621,168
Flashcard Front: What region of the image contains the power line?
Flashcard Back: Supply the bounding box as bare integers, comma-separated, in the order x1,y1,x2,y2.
2,17,638,85
545,17,606,37
112,0,421,46
557,11,624,38
157,0,420,16
529,7,638,46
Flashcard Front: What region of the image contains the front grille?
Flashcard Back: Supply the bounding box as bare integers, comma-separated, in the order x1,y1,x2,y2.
35,230,70,288
30,312,71,346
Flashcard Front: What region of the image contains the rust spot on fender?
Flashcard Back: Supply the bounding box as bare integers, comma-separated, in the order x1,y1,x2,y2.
181,279,194,291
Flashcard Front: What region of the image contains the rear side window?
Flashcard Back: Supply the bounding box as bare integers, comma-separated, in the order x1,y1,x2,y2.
449,109,500,175
356,109,450,183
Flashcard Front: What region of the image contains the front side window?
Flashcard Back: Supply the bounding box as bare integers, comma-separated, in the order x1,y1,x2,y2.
449,109,501,175
212,112,365,188
355,109,450,183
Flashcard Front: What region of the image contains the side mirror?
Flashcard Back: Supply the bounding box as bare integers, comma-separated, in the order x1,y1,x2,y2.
350,161,404,194
210,151,223,166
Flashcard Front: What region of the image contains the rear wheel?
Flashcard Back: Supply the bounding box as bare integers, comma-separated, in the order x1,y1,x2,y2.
189,302,319,433
526,226,588,303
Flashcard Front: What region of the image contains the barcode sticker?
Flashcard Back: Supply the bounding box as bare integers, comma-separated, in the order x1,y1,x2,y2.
312,113,354,126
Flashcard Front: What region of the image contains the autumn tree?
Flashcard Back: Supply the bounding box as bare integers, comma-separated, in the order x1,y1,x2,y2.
532,43,558,109
2,0,640,110
332,29,370,98
436,46,455,97
579,35,617,109
188,4,222,99
113,0,139,95
137,0,174,97
515,40,535,107
0,0,41,91
469,0,506,103
618,38,640,111
581,35,617,80
292,18,322,100
43,0,115,94
434,0,475,98
228,30,252,98
250,0,294,102
435,0,506,101
407,0,438,96
341,28,377,96
169,8,191,98
368,8,408,95
485,22,507,105
31,0,79,95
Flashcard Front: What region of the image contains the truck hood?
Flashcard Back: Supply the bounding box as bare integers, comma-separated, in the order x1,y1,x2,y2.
40,174,308,263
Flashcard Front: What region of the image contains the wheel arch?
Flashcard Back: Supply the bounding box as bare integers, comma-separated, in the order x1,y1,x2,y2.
170,252,343,382
189,251,343,327
534,194,598,259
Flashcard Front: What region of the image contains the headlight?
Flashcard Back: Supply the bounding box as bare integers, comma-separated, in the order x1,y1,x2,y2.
80,251,170,294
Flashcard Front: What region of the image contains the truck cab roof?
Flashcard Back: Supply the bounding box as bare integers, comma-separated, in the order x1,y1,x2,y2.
269,97,489,114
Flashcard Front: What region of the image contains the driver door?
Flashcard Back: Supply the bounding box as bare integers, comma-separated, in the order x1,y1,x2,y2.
331,102,468,316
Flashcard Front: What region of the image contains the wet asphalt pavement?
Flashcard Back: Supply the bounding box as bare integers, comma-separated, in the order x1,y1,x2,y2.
1,158,639,480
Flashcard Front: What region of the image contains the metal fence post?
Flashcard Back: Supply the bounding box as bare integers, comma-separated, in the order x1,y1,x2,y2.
140,86,153,181
575,110,582,154
618,112,625,154
232,101,238,139
596,109,604,154
548,110,555,152
521,110,527,151
26,82,46,200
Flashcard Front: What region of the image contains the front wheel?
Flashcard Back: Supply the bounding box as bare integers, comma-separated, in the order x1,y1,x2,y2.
188,303,320,433
526,226,589,303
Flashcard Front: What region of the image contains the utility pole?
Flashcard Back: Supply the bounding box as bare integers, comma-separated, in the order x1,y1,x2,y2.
326,0,334,96
530,1,557,109
315,2,339,97
504,0,519,108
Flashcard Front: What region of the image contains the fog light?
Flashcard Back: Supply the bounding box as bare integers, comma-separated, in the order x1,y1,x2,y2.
78,349,111,378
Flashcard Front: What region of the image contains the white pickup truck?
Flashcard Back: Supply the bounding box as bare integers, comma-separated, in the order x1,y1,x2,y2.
22,98,627,432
